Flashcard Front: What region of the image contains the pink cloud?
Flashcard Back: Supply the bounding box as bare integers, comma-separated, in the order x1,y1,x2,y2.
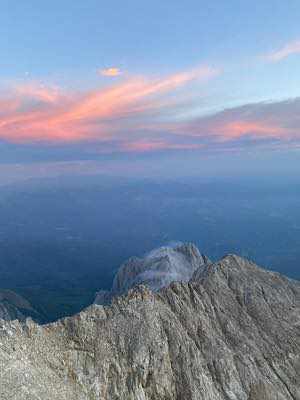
0,66,217,144
209,120,287,141
166,99,300,149
264,39,300,62
14,83,63,103
1,68,300,155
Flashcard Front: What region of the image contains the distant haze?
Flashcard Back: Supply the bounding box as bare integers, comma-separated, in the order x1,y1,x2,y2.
0,175,299,321
1,1,300,320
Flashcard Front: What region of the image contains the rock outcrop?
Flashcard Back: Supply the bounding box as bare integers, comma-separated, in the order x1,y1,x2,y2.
95,243,211,304
0,289,41,322
0,246,299,399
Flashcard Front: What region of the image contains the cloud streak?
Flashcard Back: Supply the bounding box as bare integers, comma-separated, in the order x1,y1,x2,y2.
264,39,300,62
0,66,217,145
169,99,300,153
1,67,300,155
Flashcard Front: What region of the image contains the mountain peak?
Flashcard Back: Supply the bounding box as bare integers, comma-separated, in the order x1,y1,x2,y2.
1,247,299,400
95,242,210,305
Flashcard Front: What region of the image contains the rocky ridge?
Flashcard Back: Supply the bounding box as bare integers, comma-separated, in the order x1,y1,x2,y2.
0,245,299,399
0,289,41,322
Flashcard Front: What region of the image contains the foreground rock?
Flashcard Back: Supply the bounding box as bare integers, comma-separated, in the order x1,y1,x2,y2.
0,249,299,399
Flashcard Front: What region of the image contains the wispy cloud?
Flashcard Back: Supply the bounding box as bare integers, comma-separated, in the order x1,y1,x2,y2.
99,67,122,77
171,99,300,150
13,82,62,103
0,66,218,144
2,67,300,156
264,39,300,62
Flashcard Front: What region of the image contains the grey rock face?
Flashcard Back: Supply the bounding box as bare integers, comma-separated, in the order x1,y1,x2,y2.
95,242,211,305
0,289,41,322
0,247,299,399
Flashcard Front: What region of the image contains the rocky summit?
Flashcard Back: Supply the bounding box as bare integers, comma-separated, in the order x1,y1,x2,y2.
95,243,211,305
0,244,299,399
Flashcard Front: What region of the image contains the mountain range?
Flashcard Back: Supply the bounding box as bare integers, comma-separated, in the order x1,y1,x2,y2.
0,243,299,399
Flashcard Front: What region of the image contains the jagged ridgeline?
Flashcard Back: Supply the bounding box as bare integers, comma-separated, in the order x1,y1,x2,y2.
0,243,299,399
0,289,42,322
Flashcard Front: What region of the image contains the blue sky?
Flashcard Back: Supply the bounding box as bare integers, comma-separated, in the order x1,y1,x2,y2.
1,0,300,181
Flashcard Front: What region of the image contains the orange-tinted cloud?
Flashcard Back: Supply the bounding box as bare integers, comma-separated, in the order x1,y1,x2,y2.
99,67,122,77
14,83,62,103
264,39,300,62
209,120,287,141
2,69,300,155
165,99,300,150
0,66,217,144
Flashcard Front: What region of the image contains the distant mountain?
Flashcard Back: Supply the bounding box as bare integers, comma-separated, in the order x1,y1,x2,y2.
0,244,299,399
95,243,211,304
1,177,300,323
0,289,42,322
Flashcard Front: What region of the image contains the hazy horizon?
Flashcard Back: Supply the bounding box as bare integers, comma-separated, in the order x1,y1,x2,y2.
1,1,300,321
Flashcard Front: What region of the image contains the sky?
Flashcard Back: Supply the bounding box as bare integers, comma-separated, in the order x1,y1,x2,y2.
1,0,300,182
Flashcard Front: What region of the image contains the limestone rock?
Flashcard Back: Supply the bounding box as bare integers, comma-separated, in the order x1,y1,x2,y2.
0,246,299,399
95,242,211,305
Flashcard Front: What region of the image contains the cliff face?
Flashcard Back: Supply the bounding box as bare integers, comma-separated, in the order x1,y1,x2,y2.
0,248,299,400
0,289,41,322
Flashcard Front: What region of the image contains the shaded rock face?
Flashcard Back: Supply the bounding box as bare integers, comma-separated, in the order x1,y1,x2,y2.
0,247,300,400
95,243,211,305
0,289,41,322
